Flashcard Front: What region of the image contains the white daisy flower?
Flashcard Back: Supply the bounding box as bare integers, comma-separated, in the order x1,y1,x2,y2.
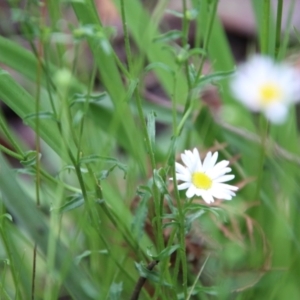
174,148,238,203
230,55,300,124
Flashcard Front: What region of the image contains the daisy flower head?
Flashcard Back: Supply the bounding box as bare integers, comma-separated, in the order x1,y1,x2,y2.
230,55,300,124
174,148,238,204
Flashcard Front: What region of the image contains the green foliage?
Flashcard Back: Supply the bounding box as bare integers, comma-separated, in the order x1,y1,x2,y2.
0,0,299,299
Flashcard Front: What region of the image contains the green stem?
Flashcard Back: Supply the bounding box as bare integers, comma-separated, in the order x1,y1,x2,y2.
120,0,133,73
0,144,23,160
262,0,271,55
186,253,210,300
40,169,81,193
0,116,24,156
161,227,178,298
172,67,180,135
254,118,269,201
32,11,44,298
182,0,192,91
183,0,218,117
0,206,21,298
194,0,204,49
171,163,187,298
194,0,218,85
112,50,131,78
176,104,193,136
76,63,97,162
275,0,283,59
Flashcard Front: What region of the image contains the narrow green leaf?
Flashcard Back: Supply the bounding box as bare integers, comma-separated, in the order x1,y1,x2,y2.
125,79,139,102
153,169,169,195
108,282,123,300
165,9,184,18
131,189,150,241
147,111,156,151
185,210,205,232
79,154,119,164
294,27,300,43
193,69,234,90
23,111,57,123
20,150,41,167
58,193,85,213
0,213,13,223
69,92,108,107
134,262,170,286
80,155,127,177
153,30,182,43
97,170,110,181
14,168,36,176
147,244,180,260
144,62,175,75
75,249,108,265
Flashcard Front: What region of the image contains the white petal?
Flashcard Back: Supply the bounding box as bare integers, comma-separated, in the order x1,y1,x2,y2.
194,188,203,197
210,160,229,172
177,182,191,190
186,185,197,198
175,173,190,181
207,167,232,179
193,148,203,171
202,152,212,171
264,103,288,124
214,174,235,183
181,151,194,171
209,152,219,169
215,183,238,191
201,190,214,203
210,188,234,200
186,149,198,172
175,162,189,176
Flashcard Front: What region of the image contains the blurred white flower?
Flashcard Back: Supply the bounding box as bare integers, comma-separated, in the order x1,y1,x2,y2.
231,55,300,124
174,148,238,203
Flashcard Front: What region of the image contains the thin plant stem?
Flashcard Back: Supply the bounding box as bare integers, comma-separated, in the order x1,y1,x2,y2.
160,227,178,299
112,50,131,78
183,0,218,116
0,116,24,156
171,163,188,298
186,253,210,300
254,118,270,201
76,63,97,162
172,67,180,134
39,169,81,193
120,0,133,73
130,260,159,300
194,0,204,49
181,0,192,90
0,206,21,298
277,0,296,60
194,0,218,85
176,104,193,136
275,0,283,59
262,0,271,55
0,144,23,160
31,4,44,297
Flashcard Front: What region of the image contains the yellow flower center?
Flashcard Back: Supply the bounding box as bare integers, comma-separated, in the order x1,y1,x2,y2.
192,172,212,190
259,83,282,105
